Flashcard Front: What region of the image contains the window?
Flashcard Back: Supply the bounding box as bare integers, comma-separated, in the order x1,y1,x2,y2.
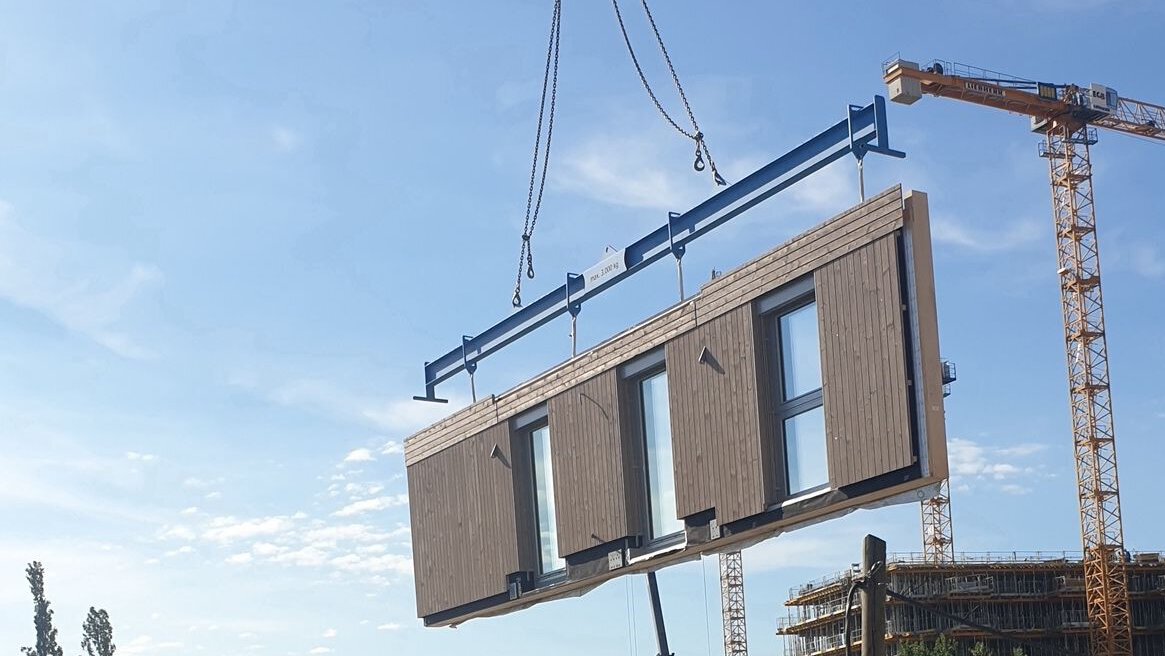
530,424,565,574
766,293,828,496
638,370,683,539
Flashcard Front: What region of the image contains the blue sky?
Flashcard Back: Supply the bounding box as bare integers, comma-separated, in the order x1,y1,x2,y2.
1,1,1163,655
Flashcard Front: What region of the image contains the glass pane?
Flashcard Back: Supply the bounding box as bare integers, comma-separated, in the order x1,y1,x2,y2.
784,406,828,494
780,302,822,400
531,425,564,572
641,371,682,538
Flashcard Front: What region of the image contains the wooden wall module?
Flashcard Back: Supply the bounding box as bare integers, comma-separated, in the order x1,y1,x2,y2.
404,185,948,627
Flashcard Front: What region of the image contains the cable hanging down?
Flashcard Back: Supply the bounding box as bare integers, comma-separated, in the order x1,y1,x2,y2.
611,0,727,187
513,0,563,308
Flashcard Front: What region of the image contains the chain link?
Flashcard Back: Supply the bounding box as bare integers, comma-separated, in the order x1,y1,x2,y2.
513,0,562,308
612,0,726,187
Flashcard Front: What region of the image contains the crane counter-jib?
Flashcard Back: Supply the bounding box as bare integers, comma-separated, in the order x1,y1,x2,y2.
883,58,1165,142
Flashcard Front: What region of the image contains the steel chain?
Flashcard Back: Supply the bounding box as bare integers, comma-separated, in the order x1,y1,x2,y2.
612,0,727,187
513,0,562,307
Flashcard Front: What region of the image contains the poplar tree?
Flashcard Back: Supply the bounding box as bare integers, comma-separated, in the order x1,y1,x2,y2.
21,561,64,656
81,607,116,656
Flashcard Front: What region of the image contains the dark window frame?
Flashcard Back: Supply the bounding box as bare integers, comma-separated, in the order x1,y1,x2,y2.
520,416,567,582
759,276,829,498
620,349,685,552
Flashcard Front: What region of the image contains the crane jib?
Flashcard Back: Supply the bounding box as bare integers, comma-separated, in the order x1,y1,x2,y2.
413,96,906,403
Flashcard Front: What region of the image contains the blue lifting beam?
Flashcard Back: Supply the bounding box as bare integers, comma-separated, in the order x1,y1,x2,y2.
414,96,905,403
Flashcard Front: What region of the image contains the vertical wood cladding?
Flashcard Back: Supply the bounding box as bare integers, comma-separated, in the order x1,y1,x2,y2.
815,234,914,488
547,370,631,556
408,422,522,617
666,305,769,524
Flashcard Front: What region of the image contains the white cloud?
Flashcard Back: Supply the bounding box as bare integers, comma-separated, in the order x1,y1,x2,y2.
343,447,375,463
157,525,197,541
203,515,296,544
381,440,403,455
268,545,330,568
183,476,224,489
553,133,709,211
251,542,286,557
225,552,253,565
999,483,1033,495
329,552,412,576
332,495,408,517
786,160,856,216
309,648,332,655
0,202,161,358
948,437,1052,493
164,545,195,558
270,125,301,153
931,215,1042,252
120,636,184,655
125,451,157,462
344,482,384,499
204,491,222,500
1130,243,1165,279
322,628,337,638
265,378,462,433
180,506,199,515
377,622,403,631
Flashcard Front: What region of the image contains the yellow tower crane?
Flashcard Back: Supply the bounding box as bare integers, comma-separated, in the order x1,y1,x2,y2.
884,57,1165,656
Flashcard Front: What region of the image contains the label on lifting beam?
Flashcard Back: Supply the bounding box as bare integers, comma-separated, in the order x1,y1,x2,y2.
584,248,626,289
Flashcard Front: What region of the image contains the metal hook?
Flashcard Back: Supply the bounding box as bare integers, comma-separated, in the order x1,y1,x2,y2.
512,290,522,308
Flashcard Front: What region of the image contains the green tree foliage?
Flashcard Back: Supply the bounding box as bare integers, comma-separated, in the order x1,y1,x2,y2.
81,607,116,656
1011,649,1026,656
969,642,993,656
898,641,932,656
21,562,64,656
931,634,957,656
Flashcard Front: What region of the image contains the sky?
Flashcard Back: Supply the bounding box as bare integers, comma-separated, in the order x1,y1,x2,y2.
0,1,1162,655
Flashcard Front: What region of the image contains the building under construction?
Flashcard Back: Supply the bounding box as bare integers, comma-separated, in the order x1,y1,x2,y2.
777,551,1165,656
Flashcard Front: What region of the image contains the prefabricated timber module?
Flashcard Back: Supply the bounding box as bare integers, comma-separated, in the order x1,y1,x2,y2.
404,185,949,627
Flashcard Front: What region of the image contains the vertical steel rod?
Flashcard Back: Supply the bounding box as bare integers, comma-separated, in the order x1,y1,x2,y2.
676,257,685,302
857,158,866,202
570,314,578,357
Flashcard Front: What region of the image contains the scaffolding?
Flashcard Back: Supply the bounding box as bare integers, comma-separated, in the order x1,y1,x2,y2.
778,552,1165,656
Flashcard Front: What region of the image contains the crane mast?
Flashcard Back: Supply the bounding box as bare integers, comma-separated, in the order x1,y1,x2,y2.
720,551,749,655
883,57,1162,656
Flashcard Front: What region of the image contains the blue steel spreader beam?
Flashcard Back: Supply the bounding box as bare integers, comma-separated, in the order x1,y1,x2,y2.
415,96,905,403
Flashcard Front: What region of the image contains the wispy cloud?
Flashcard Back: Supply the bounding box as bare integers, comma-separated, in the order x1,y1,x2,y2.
270,125,301,153
343,448,375,463
377,622,403,631
203,516,297,544
552,133,715,212
931,214,1043,252
333,495,408,518
1129,243,1165,279
948,437,1052,495
117,635,185,655
0,201,161,358
262,378,463,434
